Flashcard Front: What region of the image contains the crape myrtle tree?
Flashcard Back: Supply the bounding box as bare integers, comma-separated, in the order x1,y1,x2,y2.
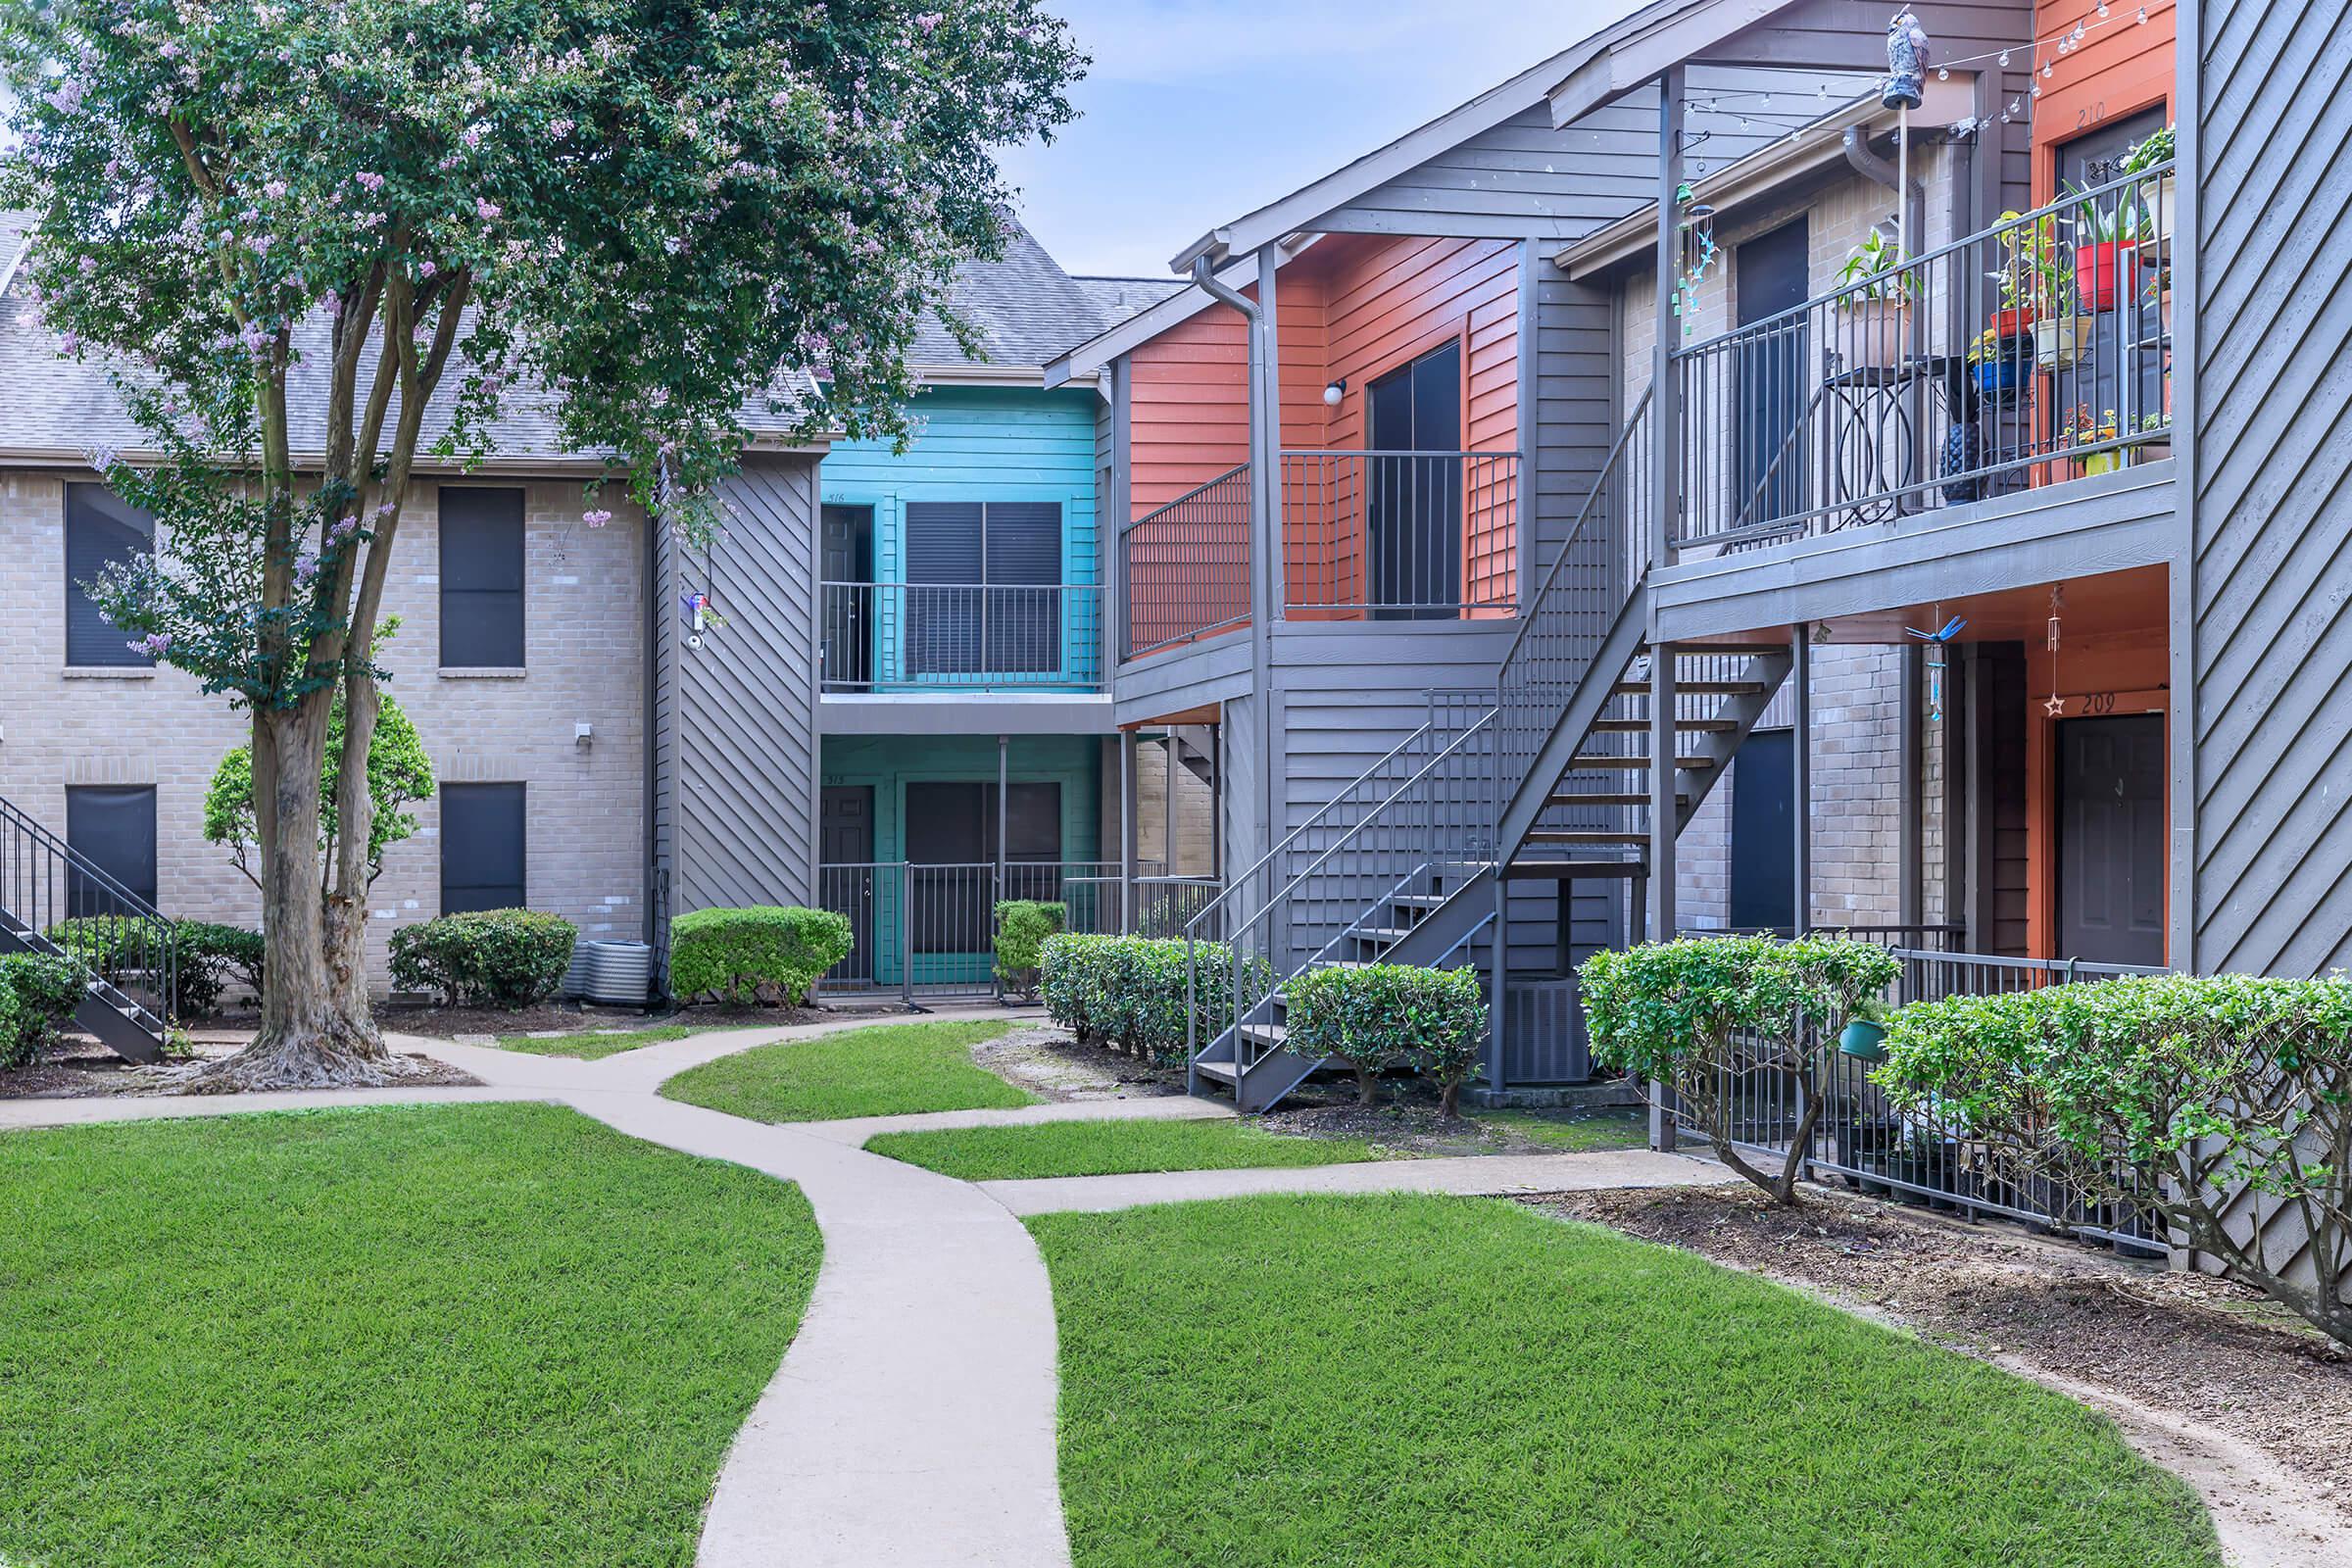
0,0,1081,1089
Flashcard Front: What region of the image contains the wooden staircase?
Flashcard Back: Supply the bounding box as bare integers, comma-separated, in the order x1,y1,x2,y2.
0,794,175,1063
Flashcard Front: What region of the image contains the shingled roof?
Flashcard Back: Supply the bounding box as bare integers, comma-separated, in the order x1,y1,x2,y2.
908,220,1183,373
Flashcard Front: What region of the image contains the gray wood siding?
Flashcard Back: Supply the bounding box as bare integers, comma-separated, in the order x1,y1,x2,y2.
2183,0,2352,976
660,454,825,915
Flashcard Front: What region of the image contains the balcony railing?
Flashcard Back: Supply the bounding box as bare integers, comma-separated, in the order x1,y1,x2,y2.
821,582,1104,693
1281,449,1520,619
814,858,1147,1001
1671,160,2175,555
1122,465,1250,660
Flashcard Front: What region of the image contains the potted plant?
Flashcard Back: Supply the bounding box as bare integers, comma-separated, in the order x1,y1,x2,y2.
1990,213,2086,368
2058,407,2122,475
2064,181,2143,313
2134,411,2172,464
1838,995,1892,1062
1836,228,1909,370
2117,123,2177,251
1966,326,2027,401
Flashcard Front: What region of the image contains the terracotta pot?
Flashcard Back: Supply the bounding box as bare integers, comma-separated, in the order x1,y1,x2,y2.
1990,306,2037,339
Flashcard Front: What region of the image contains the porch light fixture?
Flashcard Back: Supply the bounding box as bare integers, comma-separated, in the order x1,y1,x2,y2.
1323,377,1347,407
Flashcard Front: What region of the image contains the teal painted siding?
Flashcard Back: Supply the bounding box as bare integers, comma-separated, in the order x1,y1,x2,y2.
820,386,1103,691
819,733,1104,986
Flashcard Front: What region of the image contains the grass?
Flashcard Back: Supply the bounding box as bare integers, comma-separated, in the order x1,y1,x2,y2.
497,1022,704,1059
865,1114,1400,1180
0,1102,821,1568
1029,1194,2223,1568
1474,1105,1649,1152
659,1018,1032,1122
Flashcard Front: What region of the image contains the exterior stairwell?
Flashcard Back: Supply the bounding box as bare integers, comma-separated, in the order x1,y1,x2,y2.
1183,388,1794,1111
0,794,176,1063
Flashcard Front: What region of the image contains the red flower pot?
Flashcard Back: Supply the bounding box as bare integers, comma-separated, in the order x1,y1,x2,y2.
1990,306,2037,339
2075,242,2135,313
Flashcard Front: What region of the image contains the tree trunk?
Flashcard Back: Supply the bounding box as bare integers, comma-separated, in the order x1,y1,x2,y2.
1354,1060,1379,1107
1438,1081,1462,1119
324,666,383,1032
181,702,391,1092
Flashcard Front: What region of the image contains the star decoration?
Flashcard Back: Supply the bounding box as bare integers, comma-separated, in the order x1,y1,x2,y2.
2044,693,2068,717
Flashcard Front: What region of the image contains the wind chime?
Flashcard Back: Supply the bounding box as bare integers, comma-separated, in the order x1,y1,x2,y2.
1906,606,1966,722
1672,182,1719,321
2044,586,2068,717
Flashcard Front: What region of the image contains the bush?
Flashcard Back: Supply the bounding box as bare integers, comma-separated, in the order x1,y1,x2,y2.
669,906,853,1006
1286,963,1489,1114
994,901,1065,1001
0,952,86,1069
390,909,578,1008
1580,935,1899,1204
174,920,265,1013
1039,934,1271,1068
1879,972,2352,1346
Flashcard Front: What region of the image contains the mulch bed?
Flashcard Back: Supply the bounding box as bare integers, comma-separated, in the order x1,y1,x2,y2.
1539,1183,2352,1528
0,1031,477,1100
379,999,871,1041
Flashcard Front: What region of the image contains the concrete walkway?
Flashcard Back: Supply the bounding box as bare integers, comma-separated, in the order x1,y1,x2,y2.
1,1010,1729,1568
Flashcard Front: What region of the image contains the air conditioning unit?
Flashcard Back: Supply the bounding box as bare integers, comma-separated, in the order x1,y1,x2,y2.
570,940,654,1006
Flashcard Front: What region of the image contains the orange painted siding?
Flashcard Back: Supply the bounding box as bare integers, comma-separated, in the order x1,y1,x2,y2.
2031,0,2174,208
1122,233,1520,618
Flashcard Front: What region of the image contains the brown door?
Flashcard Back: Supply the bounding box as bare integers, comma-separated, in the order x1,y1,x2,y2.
820,786,875,982
2056,714,2165,966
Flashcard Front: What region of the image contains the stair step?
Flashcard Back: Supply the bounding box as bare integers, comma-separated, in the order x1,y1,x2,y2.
1612,679,1769,697
1389,894,1446,909
1237,1021,1289,1046
1194,1059,1240,1087
1351,927,1411,945
1589,717,1740,734
1567,754,1715,771
1503,858,1650,881
1526,829,1651,846
1545,792,1688,808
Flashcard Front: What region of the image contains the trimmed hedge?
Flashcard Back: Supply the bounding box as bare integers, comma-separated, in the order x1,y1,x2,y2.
390,909,578,1008
0,952,86,1069
1039,934,1271,1067
994,901,1066,1001
46,917,265,1019
1286,962,1489,1114
669,906,854,1006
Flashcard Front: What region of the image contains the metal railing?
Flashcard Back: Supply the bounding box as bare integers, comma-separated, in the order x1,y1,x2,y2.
814,859,1157,1002
1136,875,1220,938
1122,465,1251,660
1280,450,1520,618
1672,944,2171,1250
821,582,1104,692
1672,160,2175,554
0,793,175,1045
1186,700,1498,1089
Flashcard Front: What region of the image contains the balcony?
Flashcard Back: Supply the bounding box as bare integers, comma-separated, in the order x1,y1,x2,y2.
821,581,1105,695
1120,450,1522,660
1669,161,2175,560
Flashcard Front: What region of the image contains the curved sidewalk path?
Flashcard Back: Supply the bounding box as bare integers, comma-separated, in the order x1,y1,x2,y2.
0,1012,1731,1568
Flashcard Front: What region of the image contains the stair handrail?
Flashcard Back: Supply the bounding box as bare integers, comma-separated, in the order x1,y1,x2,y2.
1190,705,1498,1082
0,793,176,1032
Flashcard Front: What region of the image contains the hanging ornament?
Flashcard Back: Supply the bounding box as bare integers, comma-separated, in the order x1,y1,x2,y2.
1938,65,1950,79
2097,1,2110,15
1906,612,1968,724
2043,587,2067,718
2041,60,2054,77
1883,8,1930,111
1998,48,2011,67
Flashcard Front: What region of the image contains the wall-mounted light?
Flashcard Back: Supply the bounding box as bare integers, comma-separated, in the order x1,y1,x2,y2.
1322,377,1347,408
574,721,595,749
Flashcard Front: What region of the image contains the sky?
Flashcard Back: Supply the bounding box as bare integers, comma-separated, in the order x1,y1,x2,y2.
999,0,1653,279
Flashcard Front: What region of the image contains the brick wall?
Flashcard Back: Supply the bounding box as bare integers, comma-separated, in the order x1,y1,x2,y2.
0,469,646,992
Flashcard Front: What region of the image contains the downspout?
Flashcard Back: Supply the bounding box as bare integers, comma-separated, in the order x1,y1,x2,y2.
1842,124,1925,257
1193,254,1279,866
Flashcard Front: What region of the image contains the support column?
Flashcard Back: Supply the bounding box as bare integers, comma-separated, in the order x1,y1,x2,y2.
1792,623,1812,937
1254,245,1284,863
995,734,1009,1001
1164,735,1178,872
1209,723,1222,879
1647,646,1677,941
1119,728,1137,933
1899,643,1924,933
1486,871,1509,1098
1650,64,1685,571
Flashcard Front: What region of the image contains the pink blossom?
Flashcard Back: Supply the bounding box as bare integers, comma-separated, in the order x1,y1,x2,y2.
264,178,287,199
356,171,384,192
475,197,502,220
582,508,612,528
550,117,574,139
915,12,943,33
132,631,172,655
417,261,436,279
330,514,359,539
57,330,78,354
293,552,319,585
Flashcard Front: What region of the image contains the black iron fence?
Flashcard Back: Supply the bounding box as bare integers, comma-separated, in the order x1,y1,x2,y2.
820,582,1104,692
1672,160,2175,555
1280,450,1520,618
1122,465,1251,660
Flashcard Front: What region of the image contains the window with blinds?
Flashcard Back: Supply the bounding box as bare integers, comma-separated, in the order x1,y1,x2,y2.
440,487,526,668
902,501,1062,675
440,782,527,913
65,485,156,668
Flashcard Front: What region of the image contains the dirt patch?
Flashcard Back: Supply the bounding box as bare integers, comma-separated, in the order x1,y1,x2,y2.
1540,1183,2352,1552
0,1031,477,1099
379,999,873,1041
972,1026,1187,1102
1261,1102,1515,1157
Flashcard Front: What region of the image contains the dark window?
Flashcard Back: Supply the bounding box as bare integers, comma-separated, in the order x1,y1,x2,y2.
1728,729,1795,932
440,487,525,667
903,501,1064,675
1365,342,1463,619
66,784,158,916
65,484,156,667
440,782,526,912
1735,220,1810,526
904,780,1061,953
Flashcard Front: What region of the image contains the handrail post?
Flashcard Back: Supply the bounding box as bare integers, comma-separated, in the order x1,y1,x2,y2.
899,861,913,1007
1651,63,1684,568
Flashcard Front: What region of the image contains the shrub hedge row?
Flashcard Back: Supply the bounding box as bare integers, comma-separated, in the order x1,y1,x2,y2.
669,906,853,1006
44,915,267,1019
391,909,578,1008
0,952,85,1069
1286,962,1489,1114
1039,933,1273,1067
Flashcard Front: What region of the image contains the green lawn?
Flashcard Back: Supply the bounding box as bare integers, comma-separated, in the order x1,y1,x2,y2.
0,1102,821,1568
1475,1105,1649,1152
498,1022,704,1060
865,1115,1400,1180
660,1018,1033,1122
1029,1195,2221,1568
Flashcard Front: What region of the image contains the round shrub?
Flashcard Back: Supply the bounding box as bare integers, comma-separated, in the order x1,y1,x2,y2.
669,906,854,1006
0,952,87,1069
994,901,1066,1001
391,909,578,1008
1285,963,1489,1113
172,920,266,1016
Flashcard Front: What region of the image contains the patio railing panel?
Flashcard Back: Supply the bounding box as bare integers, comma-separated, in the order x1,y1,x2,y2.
820,582,1104,693
1122,466,1251,660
